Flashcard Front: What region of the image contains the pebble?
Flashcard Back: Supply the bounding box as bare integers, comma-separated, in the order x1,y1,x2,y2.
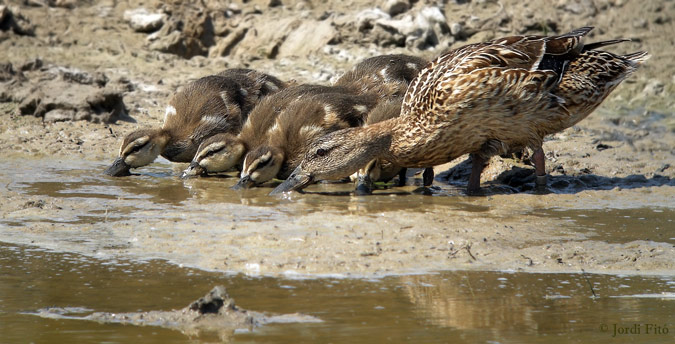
123,8,165,33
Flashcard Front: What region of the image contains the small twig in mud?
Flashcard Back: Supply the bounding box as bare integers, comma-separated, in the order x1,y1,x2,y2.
108,126,117,138
581,269,598,299
465,244,476,261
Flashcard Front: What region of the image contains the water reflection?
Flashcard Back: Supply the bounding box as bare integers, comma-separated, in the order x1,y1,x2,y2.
1,243,674,344
529,207,675,244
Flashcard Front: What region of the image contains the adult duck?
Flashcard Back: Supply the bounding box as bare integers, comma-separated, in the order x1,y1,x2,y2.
271,27,649,195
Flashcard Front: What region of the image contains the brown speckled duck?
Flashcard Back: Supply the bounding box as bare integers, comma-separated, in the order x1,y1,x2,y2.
272,27,648,195
104,69,285,177
234,91,378,189
333,54,428,98
353,98,410,194
180,84,356,179
335,54,435,193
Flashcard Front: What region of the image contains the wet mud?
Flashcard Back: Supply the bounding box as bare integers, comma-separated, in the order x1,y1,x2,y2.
0,0,674,341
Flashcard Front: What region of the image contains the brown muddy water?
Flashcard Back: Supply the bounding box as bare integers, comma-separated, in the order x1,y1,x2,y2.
0,158,674,342
1,242,674,343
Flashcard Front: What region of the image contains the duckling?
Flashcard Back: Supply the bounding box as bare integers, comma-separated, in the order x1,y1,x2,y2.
180,84,356,178
353,98,408,194
104,69,285,176
335,54,433,193
334,54,428,98
235,91,378,189
271,27,648,195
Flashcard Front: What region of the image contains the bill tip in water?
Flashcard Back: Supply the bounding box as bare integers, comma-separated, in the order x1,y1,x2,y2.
104,157,131,177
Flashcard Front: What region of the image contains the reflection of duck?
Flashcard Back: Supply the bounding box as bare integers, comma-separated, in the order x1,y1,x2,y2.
272,27,648,195
235,91,378,189
105,69,285,177
180,84,354,179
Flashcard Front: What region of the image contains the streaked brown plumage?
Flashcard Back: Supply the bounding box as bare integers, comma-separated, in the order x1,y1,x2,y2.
104,69,285,177
334,54,428,99
235,91,378,188
272,27,649,195
334,54,433,193
180,84,358,178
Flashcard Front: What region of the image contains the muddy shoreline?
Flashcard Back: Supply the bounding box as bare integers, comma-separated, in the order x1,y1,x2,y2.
1,157,673,278
1,0,674,279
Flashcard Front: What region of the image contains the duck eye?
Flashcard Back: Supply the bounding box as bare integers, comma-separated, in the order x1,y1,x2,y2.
316,148,326,157
129,144,145,154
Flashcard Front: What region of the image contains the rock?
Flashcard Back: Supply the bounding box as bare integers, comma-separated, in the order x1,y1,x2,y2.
44,109,76,122
85,89,128,123
0,62,17,81
0,6,35,36
19,58,43,71
354,8,390,32
3,62,129,123
227,17,301,59
49,0,77,9
17,92,47,117
382,0,410,17
123,8,165,33
374,6,449,49
189,286,231,314
148,12,214,58
34,286,321,337
450,22,463,36
277,20,337,58
268,0,282,8
559,0,597,16
0,5,8,24
209,27,249,57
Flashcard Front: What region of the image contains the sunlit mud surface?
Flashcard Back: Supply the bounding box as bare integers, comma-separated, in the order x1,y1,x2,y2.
1,158,673,278
1,242,674,343
1,157,673,342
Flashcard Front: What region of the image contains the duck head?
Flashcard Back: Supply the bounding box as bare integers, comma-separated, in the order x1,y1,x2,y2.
180,133,245,179
270,127,391,194
233,146,284,189
104,129,170,177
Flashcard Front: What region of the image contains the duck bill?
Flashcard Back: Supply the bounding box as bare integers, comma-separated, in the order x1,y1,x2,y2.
232,175,255,190
269,166,313,195
104,157,131,177
180,162,205,179
354,172,374,195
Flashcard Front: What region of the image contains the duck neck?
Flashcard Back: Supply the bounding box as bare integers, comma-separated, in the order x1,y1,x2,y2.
358,119,396,161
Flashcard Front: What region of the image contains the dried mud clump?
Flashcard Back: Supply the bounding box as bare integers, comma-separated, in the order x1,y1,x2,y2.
34,286,322,337
0,60,130,124
0,5,35,36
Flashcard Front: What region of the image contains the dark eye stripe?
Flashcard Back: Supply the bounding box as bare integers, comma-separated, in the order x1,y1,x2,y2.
128,144,145,155
205,146,226,158
256,157,271,168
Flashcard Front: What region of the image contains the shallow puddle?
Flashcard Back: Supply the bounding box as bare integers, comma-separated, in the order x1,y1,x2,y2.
531,207,675,245
1,158,674,342
1,242,674,343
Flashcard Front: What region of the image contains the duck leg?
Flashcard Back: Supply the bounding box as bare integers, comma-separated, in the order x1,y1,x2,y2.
355,173,374,195
355,159,378,195
467,154,486,195
422,167,434,186
532,147,547,191
397,168,407,187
